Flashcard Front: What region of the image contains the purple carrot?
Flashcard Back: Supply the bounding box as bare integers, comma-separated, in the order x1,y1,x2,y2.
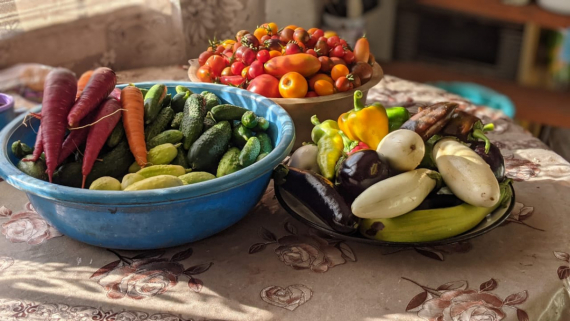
67,67,116,127
82,97,122,188
41,68,77,182
22,125,44,162
109,87,121,101
57,109,98,165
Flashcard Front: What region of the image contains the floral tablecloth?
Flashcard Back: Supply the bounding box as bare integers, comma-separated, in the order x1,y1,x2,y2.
1,71,570,321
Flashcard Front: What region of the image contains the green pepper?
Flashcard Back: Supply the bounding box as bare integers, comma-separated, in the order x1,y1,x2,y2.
311,115,343,180
386,107,410,132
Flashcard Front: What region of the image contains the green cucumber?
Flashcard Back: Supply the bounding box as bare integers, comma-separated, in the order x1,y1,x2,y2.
179,172,216,185
106,122,125,148
203,112,217,131
241,111,258,129
124,175,184,191
137,165,186,178
89,177,122,191
129,143,179,172
253,117,269,131
216,147,242,177
11,141,34,159
180,94,206,150
256,152,269,162
257,132,273,154
211,104,249,121
171,112,184,129
176,85,192,95
232,123,254,148
121,173,145,190
144,84,167,124
187,121,231,171
202,92,221,111
161,93,172,108
145,106,174,142
239,137,261,167
171,92,190,113
170,145,189,168
147,130,183,149
17,155,48,181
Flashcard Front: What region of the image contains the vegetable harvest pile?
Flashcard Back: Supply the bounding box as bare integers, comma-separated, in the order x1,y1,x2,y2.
12,67,274,191
195,23,376,98
278,90,511,243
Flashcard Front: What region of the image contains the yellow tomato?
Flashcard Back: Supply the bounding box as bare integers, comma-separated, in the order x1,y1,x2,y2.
269,50,282,59
264,22,278,34
279,72,308,98
222,39,236,45
309,73,333,90
285,25,298,30
331,64,349,81
253,27,268,42
324,30,338,38
314,79,335,96
221,67,232,76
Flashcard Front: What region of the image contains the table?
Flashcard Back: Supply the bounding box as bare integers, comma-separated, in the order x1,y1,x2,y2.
1,71,570,321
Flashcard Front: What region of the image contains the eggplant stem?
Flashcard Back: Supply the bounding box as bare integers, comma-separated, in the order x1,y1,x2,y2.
472,129,491,154
272,164,289,185
483,123,495,132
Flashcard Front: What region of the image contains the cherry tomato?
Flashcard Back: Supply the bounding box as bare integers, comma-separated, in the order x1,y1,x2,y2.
236,30,249,43
309,73,334,90
231,61,245,75
221,67,232,76
285,42,302,55
261,34,271,43
279,72,308,98
343,50,355,64
331,45,345,58
330,57,347,66
314,79,335,96
312,29,325,39
293,28,310,44
241,48,257,66
314,40,329,56
241,34,260,48
318,36,327,42
198,51,215,66
215,45,225,54
264,38,282,52
318,56,334,73
324,30,338,38
307,28,318,35
248,60,264,78
235,46,248,60
205,55,227,77
285,25,297,30
263,22,278,35
305,91,318,97
242,66,252,80
271,35,280,40
348,74,361,88
305,36,318,49
257,50,271,64
335,76,352,92
196,65,214,82
327,36,341,48
269,50,282,59
223,48,234,57
220,75,245,87
280,28,294,43
331,64,349,81
233,41,241,53
306,49,318,57
297,41,306,52
247,74,281,98
254,27,268,42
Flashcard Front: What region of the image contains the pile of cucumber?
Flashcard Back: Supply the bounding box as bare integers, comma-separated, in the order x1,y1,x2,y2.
12,85,274,191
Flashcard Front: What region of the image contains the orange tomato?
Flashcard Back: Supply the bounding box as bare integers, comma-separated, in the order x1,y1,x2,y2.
279,72,308,98
309,73,333,90
221,67,232,76
253,27,268,42
324,30,338,38
285,25,297,30
314,79,335,96
269,50,282,59
331,64,349,81
307,28,318,35
263,22,278,34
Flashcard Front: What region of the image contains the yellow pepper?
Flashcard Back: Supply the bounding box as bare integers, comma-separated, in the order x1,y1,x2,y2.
338,90,389,150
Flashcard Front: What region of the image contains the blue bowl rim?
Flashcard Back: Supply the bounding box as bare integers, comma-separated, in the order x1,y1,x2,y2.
0,82,295,205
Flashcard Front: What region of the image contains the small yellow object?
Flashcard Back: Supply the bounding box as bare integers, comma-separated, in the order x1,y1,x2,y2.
324,30,338,38
123,175,184,191
89,176,122,191
121,173,145,190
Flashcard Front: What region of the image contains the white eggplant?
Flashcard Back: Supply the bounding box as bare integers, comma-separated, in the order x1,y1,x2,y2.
377,129,425,172
351,168,441,219
433,138,500,208
288,144,320,174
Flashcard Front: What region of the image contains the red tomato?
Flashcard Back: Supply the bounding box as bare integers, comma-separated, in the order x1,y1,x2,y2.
248,60,265,78
318,36,327,42
198,51,214,66
335,76,352,92
271,35,280,40
196,65,214,82
233,41,241,53
221,67,232,76
330,57,347,66
236,30,249,43
205,55,227,77
231,61,245,76
305,91,318,97
314,40,329,56
241,47,257,66
264,38,282,51
242,66,251,80
247,74,281,98
293,28,310,44
220,75,245,87
280,28,294,43
279,72,308,98
261,34,271,43
257,50,271,64
306,35,318,49
340,39,348,46
312,29,325,39
318,56,334,73
327,36,341,48
285,42,302,55
307,28,318,35
343,50,355,64
306,49,318,57
215,45,225,54
331,45,345,58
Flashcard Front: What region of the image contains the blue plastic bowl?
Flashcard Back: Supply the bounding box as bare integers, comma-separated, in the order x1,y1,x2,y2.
0,93,15,130
0,82,295,250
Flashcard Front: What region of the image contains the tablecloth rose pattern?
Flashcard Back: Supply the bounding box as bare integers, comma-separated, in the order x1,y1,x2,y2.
1,202,62,245
260,284,313,311
91,248,212,299
404,278,529,321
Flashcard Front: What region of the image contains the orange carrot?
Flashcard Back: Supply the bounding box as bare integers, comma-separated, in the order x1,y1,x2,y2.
120,86,147,167
76,70,93,99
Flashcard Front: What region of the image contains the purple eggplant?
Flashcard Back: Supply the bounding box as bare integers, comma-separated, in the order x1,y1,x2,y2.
470,141,505,182
274,164,359,234
336,150,393,204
